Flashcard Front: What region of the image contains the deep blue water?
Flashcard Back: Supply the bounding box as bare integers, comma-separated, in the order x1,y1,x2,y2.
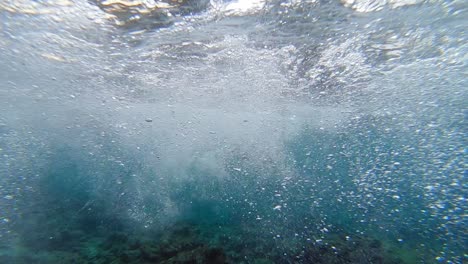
0,0,466,263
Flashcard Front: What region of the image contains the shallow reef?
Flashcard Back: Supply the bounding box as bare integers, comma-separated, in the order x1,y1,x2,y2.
0,215,420,264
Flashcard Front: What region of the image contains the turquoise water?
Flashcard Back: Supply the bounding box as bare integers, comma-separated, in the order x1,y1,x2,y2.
0,0,466,263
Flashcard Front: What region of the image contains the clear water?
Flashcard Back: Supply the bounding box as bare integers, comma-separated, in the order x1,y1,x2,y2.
0,0,466,263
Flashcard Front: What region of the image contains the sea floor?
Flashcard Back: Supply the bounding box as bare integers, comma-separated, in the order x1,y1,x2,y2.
0,217,423,264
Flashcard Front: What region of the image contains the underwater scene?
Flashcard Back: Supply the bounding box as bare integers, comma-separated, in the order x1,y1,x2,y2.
0,0,466,263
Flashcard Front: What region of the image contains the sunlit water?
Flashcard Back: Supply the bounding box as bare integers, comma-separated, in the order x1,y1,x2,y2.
0,0,466,263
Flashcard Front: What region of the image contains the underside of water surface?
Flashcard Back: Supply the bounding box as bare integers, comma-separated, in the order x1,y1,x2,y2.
0,0,466,263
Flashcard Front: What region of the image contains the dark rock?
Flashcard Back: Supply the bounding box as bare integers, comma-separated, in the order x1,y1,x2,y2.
140,244,162,262
204,248,227,264
370,239,383,248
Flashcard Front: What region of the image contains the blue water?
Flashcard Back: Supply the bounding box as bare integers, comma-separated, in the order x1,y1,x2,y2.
0,0,466,263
